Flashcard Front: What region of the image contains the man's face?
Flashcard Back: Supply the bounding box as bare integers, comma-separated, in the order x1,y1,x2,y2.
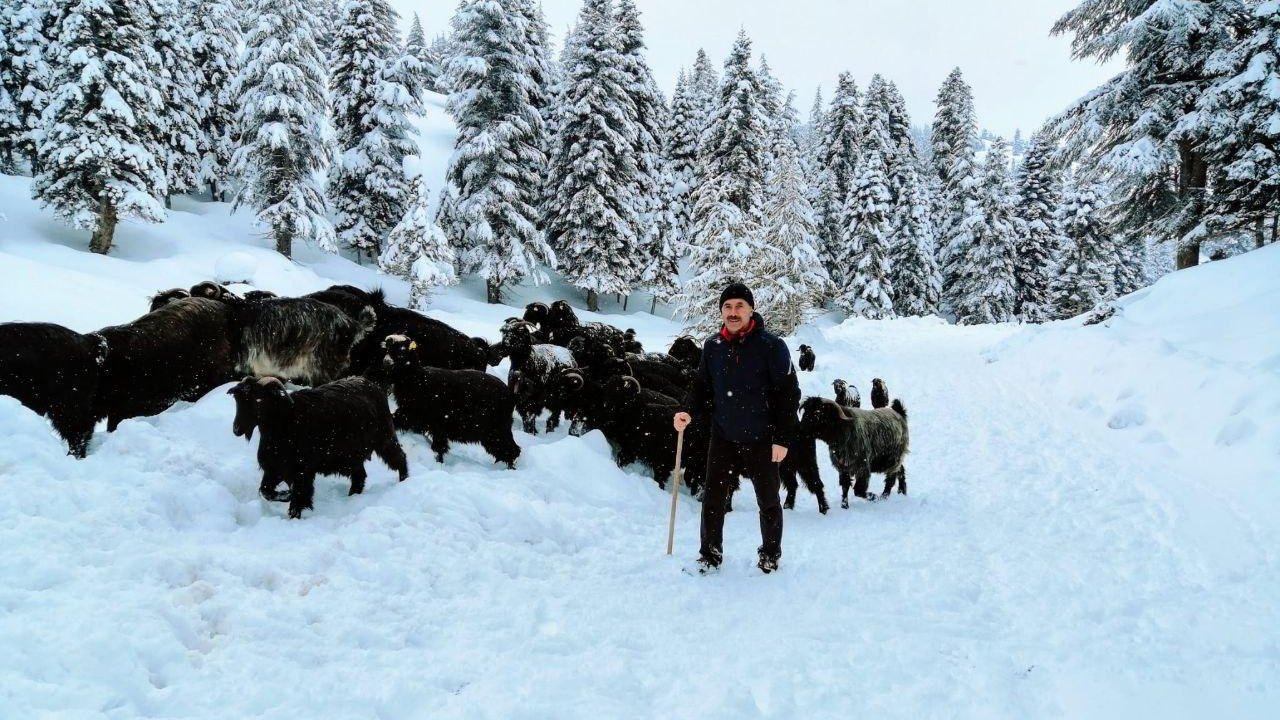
721,298,751,332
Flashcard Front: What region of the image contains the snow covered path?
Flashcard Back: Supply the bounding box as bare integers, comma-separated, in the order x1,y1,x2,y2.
3,299,1276,718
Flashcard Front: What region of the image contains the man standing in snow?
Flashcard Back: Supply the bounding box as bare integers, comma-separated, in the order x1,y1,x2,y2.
673,282,801,574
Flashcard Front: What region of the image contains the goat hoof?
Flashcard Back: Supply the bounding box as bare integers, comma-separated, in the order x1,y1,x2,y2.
819,504,829,515
840,499,849,509
434,454,445,463
783,500,795,510
288,508,302,519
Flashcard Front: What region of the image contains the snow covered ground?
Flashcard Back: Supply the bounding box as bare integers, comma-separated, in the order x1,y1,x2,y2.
1,170,1278,718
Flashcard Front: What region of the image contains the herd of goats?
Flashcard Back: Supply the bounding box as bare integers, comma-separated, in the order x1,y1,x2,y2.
0,283,910,519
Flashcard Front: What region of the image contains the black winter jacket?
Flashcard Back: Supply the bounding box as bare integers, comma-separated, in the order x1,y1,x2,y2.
680,312,801,448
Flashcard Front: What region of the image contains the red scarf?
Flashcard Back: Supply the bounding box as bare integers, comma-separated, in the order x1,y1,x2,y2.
719,317,757,342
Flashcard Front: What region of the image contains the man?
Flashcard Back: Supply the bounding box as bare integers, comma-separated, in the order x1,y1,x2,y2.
673,282,801,574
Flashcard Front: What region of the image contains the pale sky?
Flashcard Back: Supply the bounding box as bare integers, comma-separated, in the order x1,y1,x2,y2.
392,0,1122,140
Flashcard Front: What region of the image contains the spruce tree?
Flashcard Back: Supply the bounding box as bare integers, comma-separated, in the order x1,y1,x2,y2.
438,0,553,303
950,138,1018,325
1053,179,1117,317
189,0,241,201
428,33,453,93
761,134,830,333
615,0,667,287
676,183,750,332
403,13,439,99
695,30,767,220
1112,232,1148,296
151,0,204,203
835,120,895,319
380,176,457,309
231,0,336,258
815,72,863,283
931,67,976,188
544,0,640,311
666,69,700,253
1194,3,1280,247
1051,0,1238,269
331,0,420,260
31,0,167,254
1012,129,1066,322
889,163,942,317
0,0,52,172
690,47,718,127
756,55,784,134
934,68,980,308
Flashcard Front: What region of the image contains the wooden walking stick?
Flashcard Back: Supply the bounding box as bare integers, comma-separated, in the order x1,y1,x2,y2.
666,427,686,555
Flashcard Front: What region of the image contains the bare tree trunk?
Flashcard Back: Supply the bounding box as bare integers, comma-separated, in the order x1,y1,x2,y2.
1175,140,1208,270
487,279,502,304
650,296,657,314
586,289,599,312
1272,214,1278,245
622,295,628,311
275,224,293,259
89,198,118,255
165,194,172,210
1255,216,1266,250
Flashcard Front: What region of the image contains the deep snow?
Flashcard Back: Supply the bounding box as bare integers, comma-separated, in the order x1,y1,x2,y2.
2,167,1278,715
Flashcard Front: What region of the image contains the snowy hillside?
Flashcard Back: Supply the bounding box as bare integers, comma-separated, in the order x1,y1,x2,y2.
1,174,1278,717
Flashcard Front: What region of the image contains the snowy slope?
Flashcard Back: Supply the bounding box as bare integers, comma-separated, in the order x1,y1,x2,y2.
1,174,1278,718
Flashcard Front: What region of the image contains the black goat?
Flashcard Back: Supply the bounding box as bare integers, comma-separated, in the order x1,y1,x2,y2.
541,299,634,353
198,289,375,385
522,302,550,331
380,335,520,467
188,281,277,304
306,285,490,373
149,287,191,312
833,378,861,409
582,374,706,495
228,376,408,519
622,328,644,354
667,335,702,369
798,396,909,508
798,344,816,372
779,421,831,514
502,320,578,434
93,297,241,432
0,322,107,457
871,378,889,409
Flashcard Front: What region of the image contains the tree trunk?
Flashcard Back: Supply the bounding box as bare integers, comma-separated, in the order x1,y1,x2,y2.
586,289,599,312
1174,140,1208,270
275,224,293,259
650,296,657,314
90,198,118,255
622,295,628,311
209,180,219,203
165,194,172,210
1272,214,1278,245
1255,216,1266,250
487,279,502,304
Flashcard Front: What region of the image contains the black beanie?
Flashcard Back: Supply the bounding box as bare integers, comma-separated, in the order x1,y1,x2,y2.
719,282,754,308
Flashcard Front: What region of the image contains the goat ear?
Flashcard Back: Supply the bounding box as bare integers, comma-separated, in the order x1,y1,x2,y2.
567,372,584,389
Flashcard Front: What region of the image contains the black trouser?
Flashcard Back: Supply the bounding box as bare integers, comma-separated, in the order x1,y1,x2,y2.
699,433,783,563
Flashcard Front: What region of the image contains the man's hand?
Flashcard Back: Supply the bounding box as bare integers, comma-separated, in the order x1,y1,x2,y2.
772,444,787,463
673,412,691,432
